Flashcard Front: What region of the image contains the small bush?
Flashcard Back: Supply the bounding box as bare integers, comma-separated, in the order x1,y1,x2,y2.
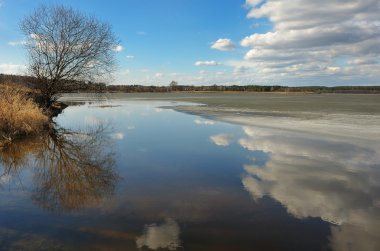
0,84,48,142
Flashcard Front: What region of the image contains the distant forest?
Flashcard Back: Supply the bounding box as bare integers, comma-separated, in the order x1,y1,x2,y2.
1,73,380,94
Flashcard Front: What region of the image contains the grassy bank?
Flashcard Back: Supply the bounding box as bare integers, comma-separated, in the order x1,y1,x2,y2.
0,84,48,144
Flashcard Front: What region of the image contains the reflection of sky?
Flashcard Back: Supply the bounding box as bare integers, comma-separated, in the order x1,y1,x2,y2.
209,133,233,146
136,218,181,250
1,99,379,250
237,126,380,251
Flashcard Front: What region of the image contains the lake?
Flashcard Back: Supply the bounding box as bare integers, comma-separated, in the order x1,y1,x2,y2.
0,93,379,251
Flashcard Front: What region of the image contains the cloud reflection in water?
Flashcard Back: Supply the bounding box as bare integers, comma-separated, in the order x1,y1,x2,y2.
136,218,181,250
209,134,233,147
238,126,380,251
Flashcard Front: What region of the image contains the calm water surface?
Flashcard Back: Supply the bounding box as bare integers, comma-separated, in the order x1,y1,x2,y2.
0,97,379,251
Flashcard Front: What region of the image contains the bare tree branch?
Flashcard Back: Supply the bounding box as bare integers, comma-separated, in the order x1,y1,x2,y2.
20,5,118,107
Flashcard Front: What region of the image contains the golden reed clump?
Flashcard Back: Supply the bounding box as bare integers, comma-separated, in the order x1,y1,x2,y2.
0,83,48,142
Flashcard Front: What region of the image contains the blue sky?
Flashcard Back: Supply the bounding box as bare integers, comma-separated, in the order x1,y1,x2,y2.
0,0,379,86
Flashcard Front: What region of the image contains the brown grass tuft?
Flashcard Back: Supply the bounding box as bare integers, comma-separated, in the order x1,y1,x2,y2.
0,83,48,142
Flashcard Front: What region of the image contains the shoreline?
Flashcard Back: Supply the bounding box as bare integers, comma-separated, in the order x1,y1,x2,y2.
172,104,380,141
106,90,320,95
60,92,380,144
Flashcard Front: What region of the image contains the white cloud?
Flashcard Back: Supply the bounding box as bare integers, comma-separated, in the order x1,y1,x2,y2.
347,58,378,65
239,0,380,85
111,45,123,52
126,55,134,59
110,68,254,86
155,72,164,78
245,0,264,8
29,33,39,40
194,61,220,66
136,218,181,250
0,64,27,74
211,38,236,51
210,134,233,146
327,66,341,73
8,41,27,46
169,72,180,77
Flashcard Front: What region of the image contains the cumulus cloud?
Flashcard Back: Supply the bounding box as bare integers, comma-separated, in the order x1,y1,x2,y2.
136,218,181,250
0,64,27,74
210,134,233,146
239,125,380,250
194,60,220,66
240,0,380,84
111,45,123,52
211,38,236,51
125,55,134,59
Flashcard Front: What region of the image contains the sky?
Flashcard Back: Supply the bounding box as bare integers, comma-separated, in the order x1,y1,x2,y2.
0,0,380,86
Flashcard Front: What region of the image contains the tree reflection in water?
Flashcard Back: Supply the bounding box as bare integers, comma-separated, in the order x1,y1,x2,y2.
0,124,118,213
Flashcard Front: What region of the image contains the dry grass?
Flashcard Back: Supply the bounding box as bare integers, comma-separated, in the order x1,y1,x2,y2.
0,83,48,142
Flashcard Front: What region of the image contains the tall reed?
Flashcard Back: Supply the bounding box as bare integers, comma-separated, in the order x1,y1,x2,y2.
0,84,48,142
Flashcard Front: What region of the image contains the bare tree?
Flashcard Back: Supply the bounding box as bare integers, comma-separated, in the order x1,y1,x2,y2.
20,5,118,107
169,81,178,91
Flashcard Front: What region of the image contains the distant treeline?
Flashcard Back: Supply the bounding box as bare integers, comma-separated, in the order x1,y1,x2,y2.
0,74,106,92
107,84,380,93
1,73,380,94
